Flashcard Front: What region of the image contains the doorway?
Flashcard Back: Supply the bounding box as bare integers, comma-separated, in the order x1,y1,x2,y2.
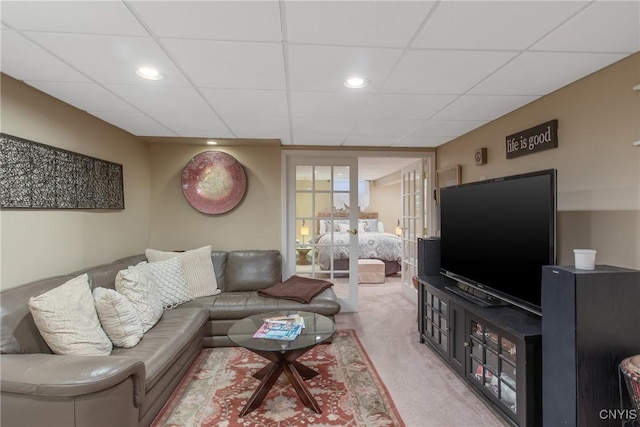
283,150,436,312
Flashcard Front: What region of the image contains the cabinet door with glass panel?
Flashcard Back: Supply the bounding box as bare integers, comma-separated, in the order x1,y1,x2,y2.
467,318,519,424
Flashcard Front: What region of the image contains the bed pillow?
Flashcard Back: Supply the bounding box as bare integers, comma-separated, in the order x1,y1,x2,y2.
143,257,193,310
28,274,112,355
360,219,379,232
115,263,163,332
338,223,350,233
145,246,220,298
93,287,143,348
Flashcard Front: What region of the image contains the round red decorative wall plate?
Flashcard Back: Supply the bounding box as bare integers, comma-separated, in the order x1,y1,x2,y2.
181,151,247,214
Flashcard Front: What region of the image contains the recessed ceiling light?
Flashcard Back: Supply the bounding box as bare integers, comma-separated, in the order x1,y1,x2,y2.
206,140,218,145
135,67,164,81
344,76,370,89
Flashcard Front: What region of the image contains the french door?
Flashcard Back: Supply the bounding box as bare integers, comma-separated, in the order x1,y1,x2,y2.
285,155,359,312
400,158,434,300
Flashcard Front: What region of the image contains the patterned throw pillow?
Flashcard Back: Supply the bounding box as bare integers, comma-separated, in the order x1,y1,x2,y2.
145,246,220,298
143,257,193,310
93,287,144,348
115,262,164,332
28,274,112,355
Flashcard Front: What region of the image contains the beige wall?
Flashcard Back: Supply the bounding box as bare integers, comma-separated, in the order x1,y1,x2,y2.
436,53,640,269
0,75,151,289
147,143,281,251
369,180,401,233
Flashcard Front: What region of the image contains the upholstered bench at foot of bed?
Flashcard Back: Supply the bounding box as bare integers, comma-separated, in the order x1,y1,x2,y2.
358,259,385,284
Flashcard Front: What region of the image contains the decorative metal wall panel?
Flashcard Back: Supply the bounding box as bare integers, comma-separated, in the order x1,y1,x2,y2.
0,133,124,209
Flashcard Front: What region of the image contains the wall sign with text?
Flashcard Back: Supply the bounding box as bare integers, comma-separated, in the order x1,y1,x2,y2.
506,120,558,159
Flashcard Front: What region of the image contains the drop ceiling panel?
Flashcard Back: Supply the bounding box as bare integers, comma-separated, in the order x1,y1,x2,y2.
0,0,636,148
287,44,403,92
470,52,629,96
128,1,283,41
361,93,458,119
26,32,190,86
0,31,91,82
531,1,640,53
343,136,399,147
161,39,286,89
292,117,356,138
285,1,436,47
432,95,540,121
291,92,374,118
224,116,291,138
88,111,175,137
394,136,452,148
290,135,347,146
105,85,213,115
146,112,234,138
382,50,518,94
25,82,138,113
413,1,587,50
0,1,148,36
351,118,423,137
200,89,289,117
407,120,490,137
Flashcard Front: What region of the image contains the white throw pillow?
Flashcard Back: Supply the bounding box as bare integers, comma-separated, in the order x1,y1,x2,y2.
93,287,143,348
338,223,349,233
28,274,112,356
143,257,193,309
145,246,220,298
115,263,163,332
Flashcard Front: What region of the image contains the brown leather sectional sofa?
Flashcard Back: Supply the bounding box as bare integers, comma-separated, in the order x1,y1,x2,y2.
0,249,341,427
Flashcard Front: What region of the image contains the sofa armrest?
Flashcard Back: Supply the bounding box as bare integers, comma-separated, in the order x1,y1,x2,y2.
0,353,146,407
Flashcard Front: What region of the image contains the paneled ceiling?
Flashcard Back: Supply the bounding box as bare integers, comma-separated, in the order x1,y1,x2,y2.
1,0,638,151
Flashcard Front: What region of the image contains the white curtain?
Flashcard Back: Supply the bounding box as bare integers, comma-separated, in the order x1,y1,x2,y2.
333,180,370,210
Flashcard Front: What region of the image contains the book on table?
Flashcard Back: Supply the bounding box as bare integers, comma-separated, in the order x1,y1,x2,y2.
262,314,305,328
253,317,304,341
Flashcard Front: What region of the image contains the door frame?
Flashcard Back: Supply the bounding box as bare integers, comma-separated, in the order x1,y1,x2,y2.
282,149,437,307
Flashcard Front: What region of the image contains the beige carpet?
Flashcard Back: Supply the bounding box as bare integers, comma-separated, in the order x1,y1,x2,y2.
335,275,509,427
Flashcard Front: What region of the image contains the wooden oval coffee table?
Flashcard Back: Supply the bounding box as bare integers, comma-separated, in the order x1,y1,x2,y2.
228,311,336,417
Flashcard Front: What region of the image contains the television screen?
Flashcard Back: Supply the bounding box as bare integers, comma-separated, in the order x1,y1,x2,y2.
439,169,556,316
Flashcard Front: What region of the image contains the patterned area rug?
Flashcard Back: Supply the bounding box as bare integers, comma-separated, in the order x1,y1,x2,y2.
152,329,405,426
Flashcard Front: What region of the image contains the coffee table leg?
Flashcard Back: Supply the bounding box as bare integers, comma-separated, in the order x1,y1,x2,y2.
291,360,319,380
242,347,323,416
283,362,322,414
239,362,282,417
253,363,273,380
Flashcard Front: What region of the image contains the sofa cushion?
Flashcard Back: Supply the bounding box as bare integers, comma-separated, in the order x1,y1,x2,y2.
223,250,282,292
146,246,220,298
93,287,143,348
115,264,163,333
110,307,208,391
28,274,112,356
144,258,193,309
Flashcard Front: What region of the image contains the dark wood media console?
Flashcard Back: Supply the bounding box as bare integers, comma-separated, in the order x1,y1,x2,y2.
416,275,542,426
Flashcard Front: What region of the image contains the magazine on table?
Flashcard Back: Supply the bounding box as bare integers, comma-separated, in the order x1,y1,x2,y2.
253,321,303,341
262,314,305,328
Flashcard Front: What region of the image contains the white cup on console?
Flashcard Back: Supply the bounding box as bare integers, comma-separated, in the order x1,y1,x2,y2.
574,249,597,270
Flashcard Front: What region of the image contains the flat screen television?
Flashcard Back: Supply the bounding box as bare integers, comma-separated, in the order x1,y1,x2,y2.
439,169,556,316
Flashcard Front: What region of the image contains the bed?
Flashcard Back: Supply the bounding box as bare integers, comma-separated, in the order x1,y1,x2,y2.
314,212,402,275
